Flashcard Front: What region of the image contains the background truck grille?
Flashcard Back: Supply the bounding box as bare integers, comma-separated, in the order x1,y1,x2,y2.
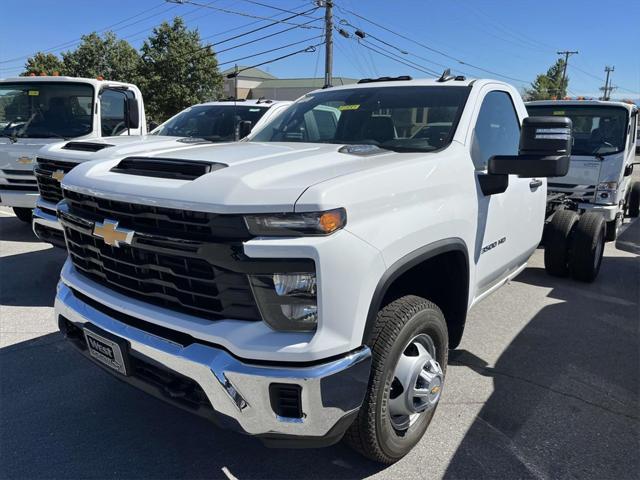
547,183,596,202
59,190,262,322
35,157,77,204
0,169,38,192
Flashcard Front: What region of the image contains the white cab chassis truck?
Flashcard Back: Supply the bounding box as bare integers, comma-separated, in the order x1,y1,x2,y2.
0,76,145,221
32,99,291,247
527,100,640,242
54,75,602,463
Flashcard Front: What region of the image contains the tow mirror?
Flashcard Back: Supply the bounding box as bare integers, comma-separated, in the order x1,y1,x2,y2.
624,162,639,177
126,97,140,130
238,120,253,139
488,116,572,178
148,120,160,132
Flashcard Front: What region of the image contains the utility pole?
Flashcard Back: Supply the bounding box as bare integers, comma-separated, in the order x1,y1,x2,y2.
557,50,578,98
321,0,333,88
602,66,615,100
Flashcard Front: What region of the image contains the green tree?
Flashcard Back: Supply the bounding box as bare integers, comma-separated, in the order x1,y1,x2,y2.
21,52,65,76
138,17,222,122
525,59,568,101
61,32,140,82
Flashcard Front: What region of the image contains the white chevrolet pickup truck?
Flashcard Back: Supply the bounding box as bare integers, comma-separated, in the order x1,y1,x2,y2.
54,75,596,463
32,99,291,247
0,75,146,221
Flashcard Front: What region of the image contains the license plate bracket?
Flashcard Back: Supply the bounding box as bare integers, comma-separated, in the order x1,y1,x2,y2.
83,324,130,376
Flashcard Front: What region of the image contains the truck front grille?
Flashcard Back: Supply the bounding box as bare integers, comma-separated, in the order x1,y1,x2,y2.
0,169,38,192
35,157,77,204
59,190,262,322
547,183,596,202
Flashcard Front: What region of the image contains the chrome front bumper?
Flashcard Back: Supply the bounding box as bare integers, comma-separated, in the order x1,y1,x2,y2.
0,189,38,208
33,199,66,248
55,281,372,444
576,202,618,221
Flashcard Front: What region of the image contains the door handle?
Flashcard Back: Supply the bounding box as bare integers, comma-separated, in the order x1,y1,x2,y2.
529,179,543,189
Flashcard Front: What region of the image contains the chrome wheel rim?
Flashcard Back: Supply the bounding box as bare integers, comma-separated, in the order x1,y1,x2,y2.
388,333,443,431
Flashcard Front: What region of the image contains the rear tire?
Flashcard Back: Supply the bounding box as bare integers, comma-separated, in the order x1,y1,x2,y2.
344,295,448,464
628,182,640,218
544,209,579,277
12,207,32,223
569,212,605,282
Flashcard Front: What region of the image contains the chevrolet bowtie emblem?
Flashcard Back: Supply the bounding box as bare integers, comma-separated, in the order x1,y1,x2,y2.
51,170,65,182
17,156,33,165
93,219,134,247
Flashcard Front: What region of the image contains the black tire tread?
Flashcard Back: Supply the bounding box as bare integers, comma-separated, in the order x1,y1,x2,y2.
12,207,32,223
344,295,445,464
628,182,640,218
569,212,605,282
544,209,579,277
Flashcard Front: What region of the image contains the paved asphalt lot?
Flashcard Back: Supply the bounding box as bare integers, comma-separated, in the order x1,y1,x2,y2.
1,203,638,479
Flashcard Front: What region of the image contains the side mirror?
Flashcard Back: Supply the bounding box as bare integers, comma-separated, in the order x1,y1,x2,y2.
148,120,160,132
126,97,140,130
624,162,639,177
488,116,572,178
238,120,253,139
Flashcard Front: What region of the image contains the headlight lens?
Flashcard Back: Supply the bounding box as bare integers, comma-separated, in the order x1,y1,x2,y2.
250,272,318,332
244,208,346,236
597,181,618,191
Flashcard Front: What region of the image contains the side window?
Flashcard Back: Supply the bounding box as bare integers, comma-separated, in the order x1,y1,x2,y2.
471,91,521,170
100,89,127,136
628,114,637,152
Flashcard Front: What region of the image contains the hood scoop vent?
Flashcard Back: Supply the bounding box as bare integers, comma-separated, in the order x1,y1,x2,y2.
62,141,114,152
111,156,227,180
338,144,388,156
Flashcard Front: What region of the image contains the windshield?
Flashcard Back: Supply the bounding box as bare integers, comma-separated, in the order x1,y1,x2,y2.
0,82,94,139
527,105,629,156
151,104,269,141
251,86,471,152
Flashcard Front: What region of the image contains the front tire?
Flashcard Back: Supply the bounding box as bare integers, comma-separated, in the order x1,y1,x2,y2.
12,207,32,223
569,212,605,282
345,295,448,464
628,182,640,218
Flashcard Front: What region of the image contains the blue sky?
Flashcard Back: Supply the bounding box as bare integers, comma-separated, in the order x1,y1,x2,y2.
1,0,638,99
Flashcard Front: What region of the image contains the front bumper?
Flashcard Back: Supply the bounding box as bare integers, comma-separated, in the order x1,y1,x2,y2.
576,202,619,221
0,189,38,208
55,281,372,446
33,199,66,248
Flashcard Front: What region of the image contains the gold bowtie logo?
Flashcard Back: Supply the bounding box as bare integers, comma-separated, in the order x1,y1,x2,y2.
93,219,134,247
17,156,33,165
51,170,65,182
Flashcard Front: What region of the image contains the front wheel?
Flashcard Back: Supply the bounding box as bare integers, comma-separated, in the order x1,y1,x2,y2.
628,182,640,218
344,295,448,464
12,207,33,223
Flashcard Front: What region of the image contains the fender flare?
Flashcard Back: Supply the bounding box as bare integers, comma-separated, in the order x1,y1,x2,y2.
361,237,470,345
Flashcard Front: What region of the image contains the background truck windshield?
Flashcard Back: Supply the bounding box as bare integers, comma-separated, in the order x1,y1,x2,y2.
151,104,269,141
527,105,628,156
251,85,471,152
0,82,94,139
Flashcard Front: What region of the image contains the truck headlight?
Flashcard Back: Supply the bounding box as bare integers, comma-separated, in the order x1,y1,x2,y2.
244,209,346,236
597,181,618,191
250,272,318,332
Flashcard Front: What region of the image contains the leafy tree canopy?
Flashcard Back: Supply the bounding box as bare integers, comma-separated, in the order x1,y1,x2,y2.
21,52,65,76
138,17,222,122
525,59,568,101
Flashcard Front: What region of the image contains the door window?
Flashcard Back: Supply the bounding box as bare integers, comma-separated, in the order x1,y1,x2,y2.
100,89,127,136
471,91,521,170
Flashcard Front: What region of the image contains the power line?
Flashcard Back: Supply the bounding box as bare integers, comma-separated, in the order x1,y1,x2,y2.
227,42,324,77
335,6,530,84
355,40,440,77
218,35,324,67
167,0,323,28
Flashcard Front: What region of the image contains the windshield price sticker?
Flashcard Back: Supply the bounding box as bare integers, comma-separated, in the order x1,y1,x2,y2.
552,110,565,115
28,90,40,96
339,104,360,111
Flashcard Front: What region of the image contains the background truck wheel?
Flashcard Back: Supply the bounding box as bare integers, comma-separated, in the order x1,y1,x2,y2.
12,207,33,223
605,215,621,242
569,212,605,283
345,295,448,464
628,182,640,217
544,209,579,277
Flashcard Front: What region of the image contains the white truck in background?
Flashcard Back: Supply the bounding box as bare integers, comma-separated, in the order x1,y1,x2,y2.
526,100,640,240
0,76,146,222
54,75,607,463
32,99,291,247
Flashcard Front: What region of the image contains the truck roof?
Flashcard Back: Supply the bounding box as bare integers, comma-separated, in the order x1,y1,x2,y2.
0,75,139,90
526,99,638,113
307,77,513,94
